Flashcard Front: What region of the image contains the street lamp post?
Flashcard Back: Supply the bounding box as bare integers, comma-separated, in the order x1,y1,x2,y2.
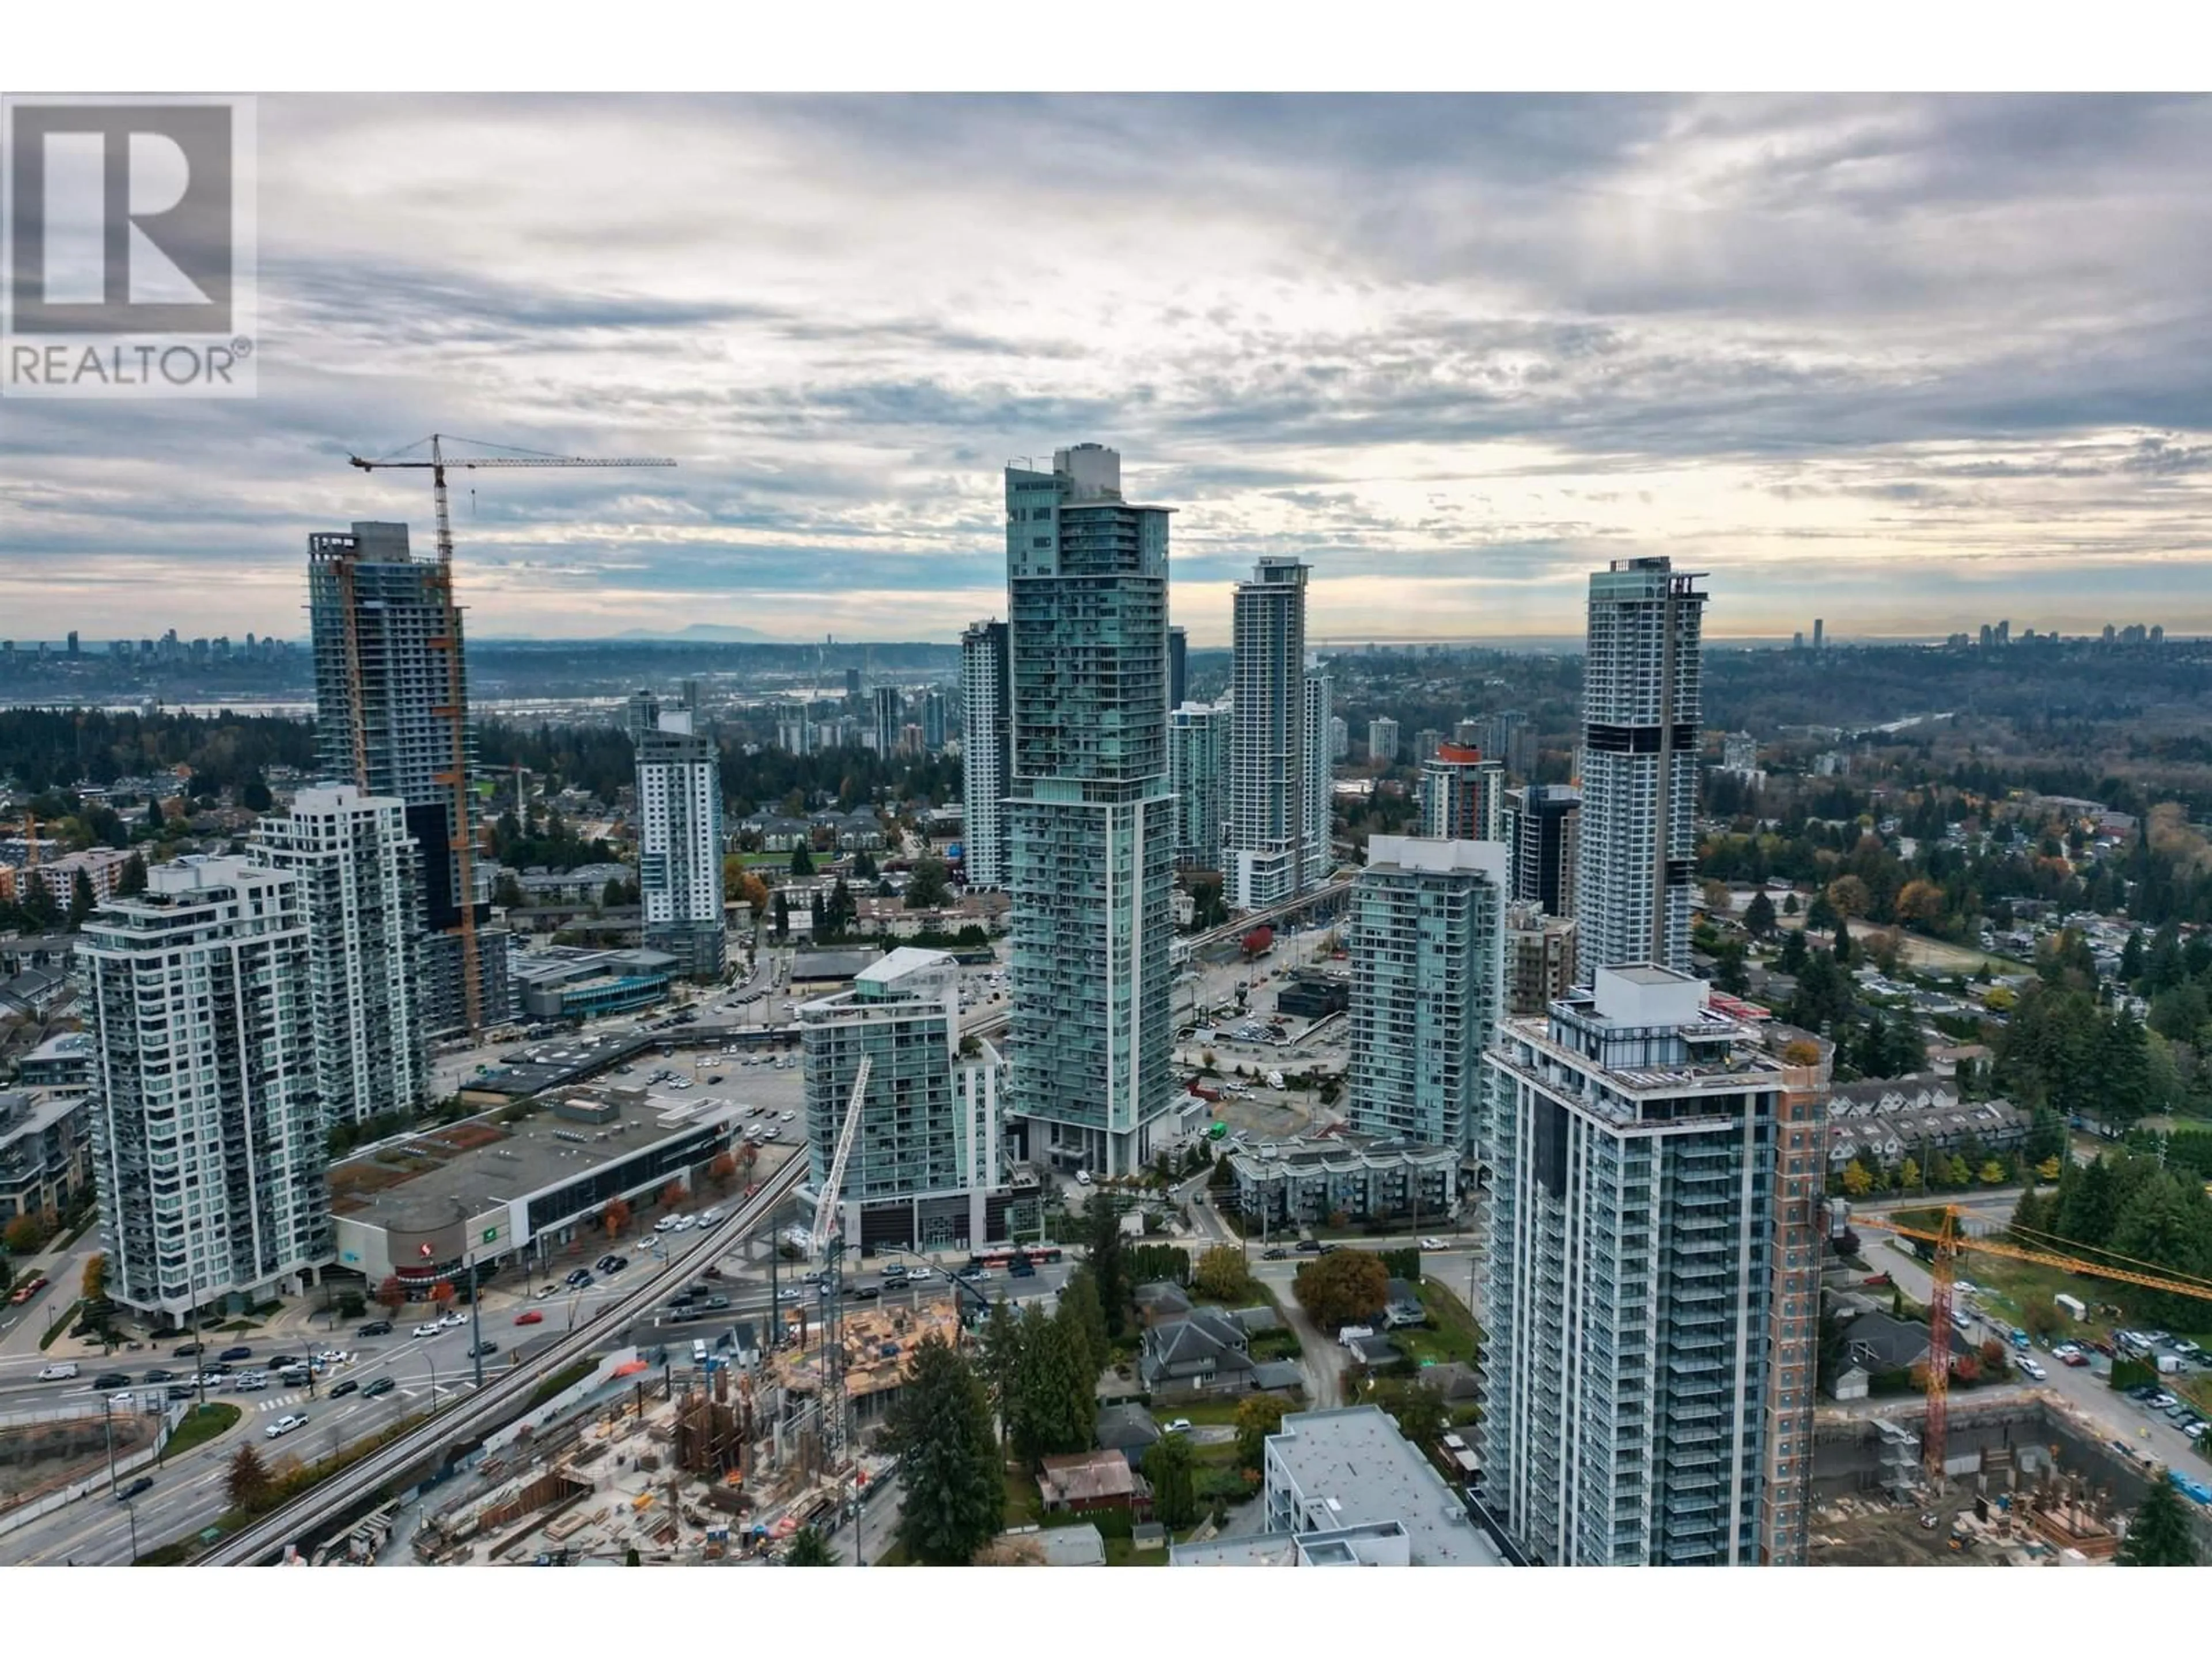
122,1494,139,1563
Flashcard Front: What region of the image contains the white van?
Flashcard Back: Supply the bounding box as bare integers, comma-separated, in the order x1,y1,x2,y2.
1075,1169,1093,1186
37,1362,78,1381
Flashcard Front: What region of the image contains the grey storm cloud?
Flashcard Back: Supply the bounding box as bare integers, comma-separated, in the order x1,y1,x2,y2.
2,92,2210,643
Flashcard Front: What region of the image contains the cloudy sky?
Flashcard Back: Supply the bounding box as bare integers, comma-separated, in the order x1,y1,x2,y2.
5,92,2211,646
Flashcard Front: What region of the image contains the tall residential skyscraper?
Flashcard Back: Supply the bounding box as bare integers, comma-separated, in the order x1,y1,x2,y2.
1005,444,1175,1178
1480,965,1781,1565
309,521,509,1036
1345,836,1506,1158
1575,556,1704,979
249,786,427,1129
1418,743,1503,842
82,858,327,1323
1169,700,1232,871
1760,1040,1828,1566
1302,669,1334,888
1812,617,1824,651
921,688,949,752
1328,714,1349,761
1226,558,1309,910
800,947,1018,1250
1503,782,1581,919
1368,716,1399,764
632,699,726,980
872,685,904,755
959,619,1012,889
1168,625,1188,713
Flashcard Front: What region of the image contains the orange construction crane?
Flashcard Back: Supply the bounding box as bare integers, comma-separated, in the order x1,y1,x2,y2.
346,434,674,1030
1852,1205,2212,1489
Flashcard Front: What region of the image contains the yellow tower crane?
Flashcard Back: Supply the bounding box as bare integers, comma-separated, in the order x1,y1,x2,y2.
1851,1204,2212,1488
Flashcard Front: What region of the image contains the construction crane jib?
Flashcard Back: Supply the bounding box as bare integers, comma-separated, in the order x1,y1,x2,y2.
343,434,675,1031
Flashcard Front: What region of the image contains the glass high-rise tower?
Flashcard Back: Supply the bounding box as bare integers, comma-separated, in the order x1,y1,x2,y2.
1575,556,1705,980
1004,444,1176,1179
1226,558,1309,910
960,619,1012,889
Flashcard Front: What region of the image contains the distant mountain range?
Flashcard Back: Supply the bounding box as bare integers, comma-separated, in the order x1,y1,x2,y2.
610,622,778,642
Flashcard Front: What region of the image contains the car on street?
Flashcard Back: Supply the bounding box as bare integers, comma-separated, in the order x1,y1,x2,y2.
515,1309,544,1325
264,1413,309,1440
880,1263,907,1280
37,1362,78,1381
1294,1239,1323,1253
412,1323,441,1338
566,1268,594,1288
776,1288,804,1303
217,1345,253,1362
363,1377,396,1398
93,1372,130,1390
700,1208,724,1225
779,1111,795,1123
1263,1247,1287,1260
142,1368,176,1384
671,1215,699,1233
654,1215,679,1233
116,1475,154,1501
357,1320,393,1337
847,1285,880,1301
596,1253,622,1273
468,1340,499,1358
2019,1358,2047,1381
438,1312,467,1329
904,1267,933,1282
605,1255,628,1273
171,1342,204,1358
1419,1237,1447,1251
330,1378,360,1397
1164,1418,1193,1434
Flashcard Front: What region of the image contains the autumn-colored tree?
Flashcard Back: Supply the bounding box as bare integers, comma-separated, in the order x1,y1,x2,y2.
738,871,771,916
603,1198,632,1238
1978,1160,2008,1185
1292,1250,1389,1334
430,1279,455,1313
661,1181,685,1210
1192,1245,1255,1304
1825,874,1872,919
1979,1338,2007,1370
2036,1155,2063,1183
1894,879,1944,925
1840,1160,1873,1197
1900,1157,1923,1191
739,1141,759,1174
1234,1393,1288,1472
1953,1353,1982,1385
1781,1038,1823,1067
3,1212,47,1255
81,1252,108,1302
709,1151,738,1191
376,1275,407,1314
226,1444,274,1512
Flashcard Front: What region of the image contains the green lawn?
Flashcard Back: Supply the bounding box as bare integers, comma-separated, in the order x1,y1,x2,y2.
1397,1280,1482,1368
1105,1535,1171,1566
1156,1397,1249,1427
164,1402,241,1456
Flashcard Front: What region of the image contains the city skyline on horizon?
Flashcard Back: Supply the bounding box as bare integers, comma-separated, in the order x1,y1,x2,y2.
5,94,2212,645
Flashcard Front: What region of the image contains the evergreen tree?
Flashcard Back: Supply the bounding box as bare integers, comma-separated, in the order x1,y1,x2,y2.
1058,1264,1111,1381
1010,1305,1094,1467
2009,1186,2047,1241
2119,1475,2199,1566
1084,1192,1127,1337
1146,1427,1198,1529
785,1526,835,1565
1745,891,1777,939
65,869,96,930
977,1296,1021,1447
1778,928,1809,975
143,797,165,835
886,1334,1004,1565
2121,929,2147,985
118,851,147,897
1832,916,1853,965
790,842,815,878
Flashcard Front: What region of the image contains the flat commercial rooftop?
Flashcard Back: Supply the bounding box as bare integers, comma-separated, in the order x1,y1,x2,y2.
332,1093,744,1233
1269,1406,1506,1567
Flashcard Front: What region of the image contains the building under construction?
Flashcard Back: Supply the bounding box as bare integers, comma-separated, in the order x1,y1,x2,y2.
308,520,512,1036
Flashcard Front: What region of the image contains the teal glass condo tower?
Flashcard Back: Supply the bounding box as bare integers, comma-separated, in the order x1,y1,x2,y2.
1005,444,1176,1179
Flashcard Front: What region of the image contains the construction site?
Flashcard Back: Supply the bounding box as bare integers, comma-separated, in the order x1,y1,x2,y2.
1803,1393,2190,1566
382,1290,959,1567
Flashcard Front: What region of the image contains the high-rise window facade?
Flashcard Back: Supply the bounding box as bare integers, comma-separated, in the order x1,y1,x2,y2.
1226,558,1309,910
960,620,1012,889
633,696,726,980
